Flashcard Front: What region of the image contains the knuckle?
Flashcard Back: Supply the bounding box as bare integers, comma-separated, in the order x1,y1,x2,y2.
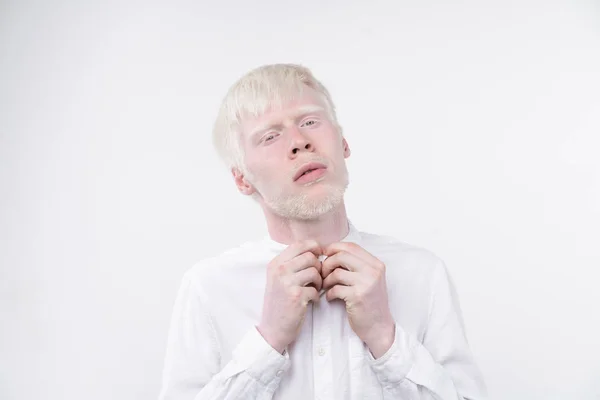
289,286,302,300
275,263,288,275
268,262,283,275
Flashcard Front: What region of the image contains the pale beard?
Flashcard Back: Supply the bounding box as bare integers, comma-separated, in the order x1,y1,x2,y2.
253,171,349,220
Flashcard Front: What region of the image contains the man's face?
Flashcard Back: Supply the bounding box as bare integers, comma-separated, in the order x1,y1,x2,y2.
235,88,351,220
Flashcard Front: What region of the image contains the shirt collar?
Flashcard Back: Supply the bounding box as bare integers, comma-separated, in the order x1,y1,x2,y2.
263,219,361,254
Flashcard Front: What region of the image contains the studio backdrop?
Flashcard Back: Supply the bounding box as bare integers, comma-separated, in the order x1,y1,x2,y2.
1,1,599,399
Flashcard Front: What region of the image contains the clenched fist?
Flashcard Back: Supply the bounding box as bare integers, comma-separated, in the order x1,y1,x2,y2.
257,240,323,353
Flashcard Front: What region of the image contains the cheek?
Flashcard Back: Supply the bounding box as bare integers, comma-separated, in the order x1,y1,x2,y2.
320,138,345,159
316,126,342,147
246,157,278,180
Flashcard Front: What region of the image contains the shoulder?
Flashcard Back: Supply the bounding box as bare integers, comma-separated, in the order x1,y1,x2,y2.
359,230,444,265
358,230,446,279
358,231,454,327
181,238,269,291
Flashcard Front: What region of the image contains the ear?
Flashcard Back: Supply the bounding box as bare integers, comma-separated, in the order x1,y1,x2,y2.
342,137,351,159
231,167,256,196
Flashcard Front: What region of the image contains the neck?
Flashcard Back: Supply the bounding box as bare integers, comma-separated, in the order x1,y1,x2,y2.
262,202,350,249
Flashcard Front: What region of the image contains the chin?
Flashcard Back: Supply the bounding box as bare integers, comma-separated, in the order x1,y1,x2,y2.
265,182,348,221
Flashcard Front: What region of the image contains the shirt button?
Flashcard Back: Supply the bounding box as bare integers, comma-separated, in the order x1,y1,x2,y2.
318,347,326,356
276,370,283,377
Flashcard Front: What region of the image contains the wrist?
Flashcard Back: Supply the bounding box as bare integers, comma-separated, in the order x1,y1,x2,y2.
365,321,395,359
256,324,287,354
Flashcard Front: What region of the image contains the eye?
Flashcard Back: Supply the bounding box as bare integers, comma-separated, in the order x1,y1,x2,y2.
263,133,277,142
301,119,318,127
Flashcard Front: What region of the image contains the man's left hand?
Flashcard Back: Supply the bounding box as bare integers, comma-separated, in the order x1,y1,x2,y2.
321,242,396,358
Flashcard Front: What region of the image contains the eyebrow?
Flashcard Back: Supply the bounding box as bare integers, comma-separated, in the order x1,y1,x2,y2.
249,105,325,140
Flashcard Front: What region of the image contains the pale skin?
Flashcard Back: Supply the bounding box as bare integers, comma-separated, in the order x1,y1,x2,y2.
321,242,396,358
257,239,323,354
232,87,395,358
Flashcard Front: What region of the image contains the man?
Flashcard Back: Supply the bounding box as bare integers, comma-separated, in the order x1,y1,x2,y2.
158,64,487,399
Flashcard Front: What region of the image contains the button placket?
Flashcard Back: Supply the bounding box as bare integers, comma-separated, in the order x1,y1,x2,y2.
312,295,334,400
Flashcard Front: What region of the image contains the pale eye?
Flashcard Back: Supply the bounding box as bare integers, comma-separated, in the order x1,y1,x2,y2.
264,134,276,142
302,119,318,127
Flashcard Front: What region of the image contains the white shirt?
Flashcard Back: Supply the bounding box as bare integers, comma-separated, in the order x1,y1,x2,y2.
158,221,488,399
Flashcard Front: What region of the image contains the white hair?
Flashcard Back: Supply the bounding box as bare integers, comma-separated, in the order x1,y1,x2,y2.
212,64,342,174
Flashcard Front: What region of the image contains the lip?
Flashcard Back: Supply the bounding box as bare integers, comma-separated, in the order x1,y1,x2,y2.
293,162,327,181
295,167,327,184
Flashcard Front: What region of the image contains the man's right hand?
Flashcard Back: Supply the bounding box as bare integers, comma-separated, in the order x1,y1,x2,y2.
256,240,323,354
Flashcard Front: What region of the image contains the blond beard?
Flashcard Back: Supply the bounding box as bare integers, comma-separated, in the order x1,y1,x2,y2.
250,171,349,221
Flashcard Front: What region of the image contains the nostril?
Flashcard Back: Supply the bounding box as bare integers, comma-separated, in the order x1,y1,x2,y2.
292,144,311,154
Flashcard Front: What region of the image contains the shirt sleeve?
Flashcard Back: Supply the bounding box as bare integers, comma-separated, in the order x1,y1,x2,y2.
158,271,291,400
368,260,488,399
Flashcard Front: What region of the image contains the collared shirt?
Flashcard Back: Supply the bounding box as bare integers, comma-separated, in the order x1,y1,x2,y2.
158,221,487,399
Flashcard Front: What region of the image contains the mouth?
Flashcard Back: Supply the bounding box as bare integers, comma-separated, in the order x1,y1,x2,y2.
294,162,327,183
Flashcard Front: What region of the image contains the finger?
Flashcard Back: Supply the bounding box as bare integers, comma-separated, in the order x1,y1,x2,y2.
324,242,377,265
326,284,352,302
321,250,366,279
287,251,321,273
322,267,355,290
302,286,320,306
294,267,323,291
314,255,323,275
274,240,322,265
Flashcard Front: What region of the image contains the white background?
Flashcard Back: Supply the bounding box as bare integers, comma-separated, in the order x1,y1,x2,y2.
1,1,599,399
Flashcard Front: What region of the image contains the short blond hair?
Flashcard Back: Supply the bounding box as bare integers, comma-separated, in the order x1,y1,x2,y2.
212,64,341,173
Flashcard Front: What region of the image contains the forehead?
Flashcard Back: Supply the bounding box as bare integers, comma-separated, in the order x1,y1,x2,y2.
239,89,327,137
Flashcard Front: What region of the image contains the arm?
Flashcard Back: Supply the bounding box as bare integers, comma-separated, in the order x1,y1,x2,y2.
159,239,324,400
368,260,488,399
158,272,290,400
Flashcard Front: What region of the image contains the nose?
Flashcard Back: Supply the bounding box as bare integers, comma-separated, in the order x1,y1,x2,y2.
288,127,314,158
